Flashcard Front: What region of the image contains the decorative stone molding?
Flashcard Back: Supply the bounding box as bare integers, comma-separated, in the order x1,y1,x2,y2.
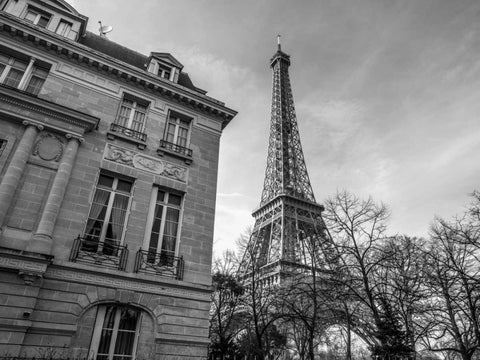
0,251,52,285
47,266,210,300
32,132,65,162
104,144,188,183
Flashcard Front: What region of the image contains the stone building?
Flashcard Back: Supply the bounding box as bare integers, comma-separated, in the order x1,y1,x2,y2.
0,0,236,358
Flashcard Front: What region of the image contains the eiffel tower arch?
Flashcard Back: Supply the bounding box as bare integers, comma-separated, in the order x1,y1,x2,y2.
238,39,336,285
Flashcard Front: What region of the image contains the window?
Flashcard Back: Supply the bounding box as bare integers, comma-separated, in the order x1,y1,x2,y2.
145,188,182,265
0,52,49,95
24,7,51,28
157,63,172,80
90,305,141,360
115,95,149,133
55,19,77,40
165,111,191,149
83,173,133,255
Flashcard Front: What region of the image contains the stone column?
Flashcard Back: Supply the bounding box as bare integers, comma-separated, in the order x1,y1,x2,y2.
28,134,83,254
0,121,42,230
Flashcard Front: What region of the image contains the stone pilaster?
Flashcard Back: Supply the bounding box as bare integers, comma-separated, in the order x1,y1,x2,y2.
0,121,42,231
28,134,83,254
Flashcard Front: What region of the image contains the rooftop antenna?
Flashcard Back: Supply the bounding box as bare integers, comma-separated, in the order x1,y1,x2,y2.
277,34,281,51
98,21,113,38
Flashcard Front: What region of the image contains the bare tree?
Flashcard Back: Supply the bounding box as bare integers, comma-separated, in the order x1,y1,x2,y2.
417,207,480,360
323,190,412,358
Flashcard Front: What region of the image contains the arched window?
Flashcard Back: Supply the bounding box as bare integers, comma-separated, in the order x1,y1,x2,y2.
89,305,141,360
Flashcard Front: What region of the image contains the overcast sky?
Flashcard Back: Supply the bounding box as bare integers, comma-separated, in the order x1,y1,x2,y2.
70,0,480,255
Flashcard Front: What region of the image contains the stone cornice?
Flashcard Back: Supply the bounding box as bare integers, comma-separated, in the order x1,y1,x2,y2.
0,12,237,128
0,84,100,134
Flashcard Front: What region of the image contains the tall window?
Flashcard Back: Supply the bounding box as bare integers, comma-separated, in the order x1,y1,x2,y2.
115,95,149,133
165,112,191,148
0,52,49,95
90,305,141,360
83,173,133,255
146,188,182,264
24,7,51,28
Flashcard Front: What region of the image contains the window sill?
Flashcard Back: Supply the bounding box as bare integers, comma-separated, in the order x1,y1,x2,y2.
107,131,147,150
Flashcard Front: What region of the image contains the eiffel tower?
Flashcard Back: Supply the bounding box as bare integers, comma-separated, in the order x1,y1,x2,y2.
239,38,334,284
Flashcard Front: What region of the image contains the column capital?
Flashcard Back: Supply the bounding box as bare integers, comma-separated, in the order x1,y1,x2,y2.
65,133,85,143
22,120,44,131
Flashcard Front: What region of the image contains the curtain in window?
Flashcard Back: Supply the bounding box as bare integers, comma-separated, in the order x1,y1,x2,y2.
117,100,132,127
84,189,110,251
131,109,145,132
113,308,139,359
161,207,179,257
104,194,129,254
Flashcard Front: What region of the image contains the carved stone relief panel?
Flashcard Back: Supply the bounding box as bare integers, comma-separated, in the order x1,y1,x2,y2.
104,144,188,183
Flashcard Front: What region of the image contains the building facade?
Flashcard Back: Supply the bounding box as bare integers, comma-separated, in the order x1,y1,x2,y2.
0,0,236,358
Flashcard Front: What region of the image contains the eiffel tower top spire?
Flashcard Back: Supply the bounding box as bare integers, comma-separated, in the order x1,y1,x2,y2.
260,39,316,207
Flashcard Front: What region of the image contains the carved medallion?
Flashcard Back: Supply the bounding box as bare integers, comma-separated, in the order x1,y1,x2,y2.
33,133,64,162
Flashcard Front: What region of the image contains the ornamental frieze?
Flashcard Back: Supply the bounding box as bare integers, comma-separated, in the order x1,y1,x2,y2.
104,144,187,183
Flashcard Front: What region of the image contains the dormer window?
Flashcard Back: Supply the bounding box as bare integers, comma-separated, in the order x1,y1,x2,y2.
158,64,172,80
147,53,183,84
24,7,51,28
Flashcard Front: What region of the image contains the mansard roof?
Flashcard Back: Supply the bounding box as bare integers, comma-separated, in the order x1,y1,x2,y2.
80,32,202,93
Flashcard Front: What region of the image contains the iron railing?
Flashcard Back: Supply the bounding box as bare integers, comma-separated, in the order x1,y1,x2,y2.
110,123,147,142
69,235,128,271
134,249,184,280
159,139,193,158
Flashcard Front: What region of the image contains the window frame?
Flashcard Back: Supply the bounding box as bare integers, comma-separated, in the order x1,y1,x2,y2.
23,7,51,28
115,94,149,133
143,187,184,260
0,51,49,95
83,173,134,253
89,304,142,360
163,110,192,149
157,63,172,80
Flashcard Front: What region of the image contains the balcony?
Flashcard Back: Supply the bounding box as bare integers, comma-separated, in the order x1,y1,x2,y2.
107,123,147,149
134,249,184,280
69,236,129,271
157,139,193,164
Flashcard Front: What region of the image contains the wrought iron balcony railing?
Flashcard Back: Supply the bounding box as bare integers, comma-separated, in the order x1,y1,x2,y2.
110,123,147,142
134,249,184,280
159,139,193,158
69,236,129,271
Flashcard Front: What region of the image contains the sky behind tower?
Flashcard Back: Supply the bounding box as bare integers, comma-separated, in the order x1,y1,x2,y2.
69,0,480,255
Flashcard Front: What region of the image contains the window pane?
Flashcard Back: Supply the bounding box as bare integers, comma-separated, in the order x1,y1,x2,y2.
84,189,110,251
104,193,129,252
4,68,24,88
98,174,114,188
168,194,182,206
25,76,45,95
0,64,5,78
166,124,175,143
24,11,37,23
116,179,132,193
157,190,165,202
37,16,49,28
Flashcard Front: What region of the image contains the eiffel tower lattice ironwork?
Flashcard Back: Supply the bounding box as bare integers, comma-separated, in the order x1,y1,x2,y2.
239,39,335,283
